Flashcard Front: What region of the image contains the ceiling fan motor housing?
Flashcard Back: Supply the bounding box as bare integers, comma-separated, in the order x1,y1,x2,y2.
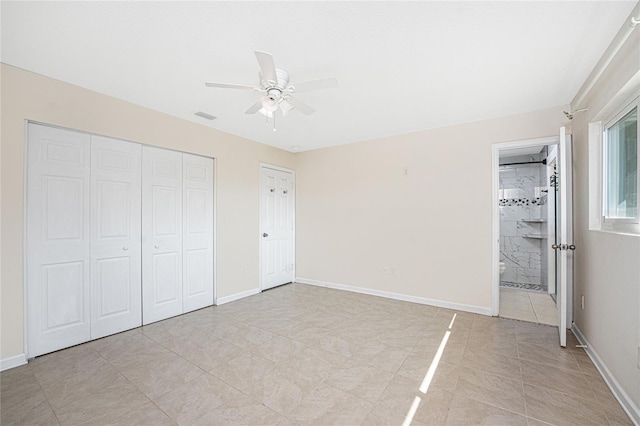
261,68,290,91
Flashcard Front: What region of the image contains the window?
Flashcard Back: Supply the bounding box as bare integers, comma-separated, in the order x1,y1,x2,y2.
603,99,639,225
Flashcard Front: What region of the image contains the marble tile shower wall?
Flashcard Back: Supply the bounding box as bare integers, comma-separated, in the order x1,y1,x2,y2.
499,160,548,289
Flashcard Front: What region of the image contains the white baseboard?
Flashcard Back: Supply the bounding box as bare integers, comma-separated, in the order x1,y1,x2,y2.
572,324,639,425
1,354,27,372
295,277,493,316
216,288,260,306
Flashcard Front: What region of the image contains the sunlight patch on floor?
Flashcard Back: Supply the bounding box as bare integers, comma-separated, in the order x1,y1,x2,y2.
402,314,456,426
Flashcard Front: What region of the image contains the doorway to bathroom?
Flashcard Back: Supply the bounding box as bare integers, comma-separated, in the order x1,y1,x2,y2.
491,129,574,347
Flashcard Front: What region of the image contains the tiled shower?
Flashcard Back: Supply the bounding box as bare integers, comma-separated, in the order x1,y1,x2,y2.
499,151,549,292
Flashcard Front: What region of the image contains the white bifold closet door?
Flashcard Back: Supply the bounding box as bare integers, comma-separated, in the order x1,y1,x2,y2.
90,136,142,339
27,124,214,356
182,153,214,313
27,124,92,357
142,147,213,325
142,146,184,325
27,126,143,357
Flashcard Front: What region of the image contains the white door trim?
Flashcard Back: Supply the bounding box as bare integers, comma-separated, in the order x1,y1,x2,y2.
23,120,30,359
491,136,559,316
259,163,295,291
212,158,217,305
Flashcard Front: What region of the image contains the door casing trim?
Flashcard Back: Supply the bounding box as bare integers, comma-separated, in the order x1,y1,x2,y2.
491,136,560,317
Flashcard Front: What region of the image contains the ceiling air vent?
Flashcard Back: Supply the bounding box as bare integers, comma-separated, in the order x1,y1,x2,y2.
194,111,216,120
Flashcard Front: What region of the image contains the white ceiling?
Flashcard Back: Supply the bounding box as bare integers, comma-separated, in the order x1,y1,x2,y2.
2,1,636,152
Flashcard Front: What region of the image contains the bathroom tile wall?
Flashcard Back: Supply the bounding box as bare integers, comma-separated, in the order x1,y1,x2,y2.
499,154,548,290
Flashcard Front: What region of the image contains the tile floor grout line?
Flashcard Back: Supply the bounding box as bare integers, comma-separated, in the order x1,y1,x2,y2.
520,378,602,405
89,343,157,418
519,360,529,421
451,391,529,421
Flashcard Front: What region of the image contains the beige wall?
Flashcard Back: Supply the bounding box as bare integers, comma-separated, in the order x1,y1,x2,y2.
570,15,640,411
0,64,295,360
295,106,568,310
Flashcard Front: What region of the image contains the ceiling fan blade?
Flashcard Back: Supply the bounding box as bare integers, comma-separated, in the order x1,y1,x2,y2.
291,78,337,93
286,96,315,115
205,81,257,90
245,99,263,114
254,51,277,83
280,99,294,116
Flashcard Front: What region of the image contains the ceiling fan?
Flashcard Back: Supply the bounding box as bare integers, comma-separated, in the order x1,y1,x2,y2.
205,51,337,130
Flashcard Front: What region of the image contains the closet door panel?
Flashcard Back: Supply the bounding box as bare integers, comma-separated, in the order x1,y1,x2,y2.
182,154,214,313
142,146,183,324
90,136,142,339
27,124,91,358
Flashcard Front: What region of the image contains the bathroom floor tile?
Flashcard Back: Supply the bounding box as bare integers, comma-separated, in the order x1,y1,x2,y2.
499,288,558,326
500,307,538,323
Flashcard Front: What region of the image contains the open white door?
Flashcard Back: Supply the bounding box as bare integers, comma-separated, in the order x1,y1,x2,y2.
260,165,295,290
556,127,574,347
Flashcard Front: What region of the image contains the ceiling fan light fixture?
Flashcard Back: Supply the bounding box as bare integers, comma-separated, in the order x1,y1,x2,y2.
258,108,275,118
280,99,294,116
261,96,279,112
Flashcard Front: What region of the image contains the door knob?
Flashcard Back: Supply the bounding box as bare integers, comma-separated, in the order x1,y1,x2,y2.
122,246,129,251
551,244,559,250
569,244,576,250
263,233,268,237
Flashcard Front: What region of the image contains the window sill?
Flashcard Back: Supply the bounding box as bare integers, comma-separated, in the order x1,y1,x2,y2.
588,227,640,237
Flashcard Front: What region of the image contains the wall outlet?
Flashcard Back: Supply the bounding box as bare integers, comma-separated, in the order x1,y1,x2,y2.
581,295,585,310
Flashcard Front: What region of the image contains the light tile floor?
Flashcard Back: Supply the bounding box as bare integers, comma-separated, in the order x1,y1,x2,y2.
500,288,559,326
1,283,630,425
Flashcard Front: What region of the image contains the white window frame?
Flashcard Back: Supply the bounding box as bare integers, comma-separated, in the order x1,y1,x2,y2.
600,96,640,233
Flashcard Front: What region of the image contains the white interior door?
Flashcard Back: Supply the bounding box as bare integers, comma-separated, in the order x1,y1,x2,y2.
27,124,91,357
142,146,183,324
90,136,142,339
261,166,295,290
182,153,214,313
546,147,558,298
556,127,574,347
